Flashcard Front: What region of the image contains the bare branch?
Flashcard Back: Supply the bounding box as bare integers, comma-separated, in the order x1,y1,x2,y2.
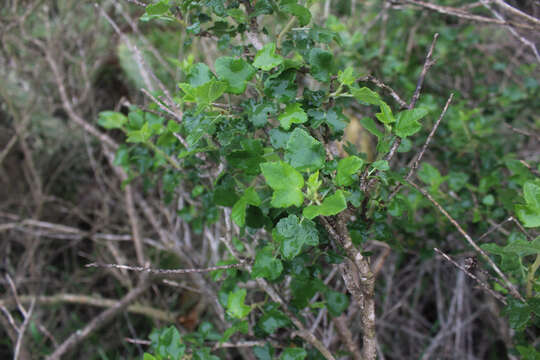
406,179,525,302
45,277,150,360
434,248,507,305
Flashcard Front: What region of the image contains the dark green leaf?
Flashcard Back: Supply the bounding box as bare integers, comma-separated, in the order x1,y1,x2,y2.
308,48,334,82
252,246,283,280
264,69,297,102
231,187,261,227
258,308,289,334
254,344,274,360
279,347,307,360
247,101,277,127
325,290,349,316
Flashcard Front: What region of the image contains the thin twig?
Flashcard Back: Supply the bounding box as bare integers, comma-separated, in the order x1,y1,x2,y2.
389,94,453,201
385,33,439,164
504,122,540,141
43,45,119,150
45,277,150,360
124,184,146,266
358,75,408,109
86,262,246,275
14,297,36,360
434,248,507,305
407,179,525,302
0,293,176,322
404,0,537,30
480,0,540,63
409,33,439,109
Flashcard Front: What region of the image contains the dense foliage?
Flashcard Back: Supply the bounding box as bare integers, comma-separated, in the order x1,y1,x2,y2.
1,0,539,359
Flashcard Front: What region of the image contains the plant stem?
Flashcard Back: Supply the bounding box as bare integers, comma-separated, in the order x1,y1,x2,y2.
277,16,297,49
527,254,540,298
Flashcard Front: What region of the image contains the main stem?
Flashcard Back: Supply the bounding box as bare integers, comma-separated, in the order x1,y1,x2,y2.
321,215,377,360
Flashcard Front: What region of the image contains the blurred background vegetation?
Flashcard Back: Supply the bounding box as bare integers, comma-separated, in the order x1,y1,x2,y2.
0,0,538,359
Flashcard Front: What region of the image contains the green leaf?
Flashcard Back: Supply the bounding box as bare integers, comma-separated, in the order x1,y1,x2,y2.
149,326,186,360
279,347,307,360
499,237,540,257
337,67,356,86
371,160,389,171
306,171,322,199
126,122,152,143
517,182,540,228
253,344,273,360
336,156,364,186
253,0,274,16
269,128,291,149
280,1,311,26
146,1,169,16
231,187,261,227
247,101,277,128
523,182,540,210
418,163,444,190
185,114,222,148
325,290,349,316
285,128,326,171
447,172,469,192
504,300,531,331
394,108,428,138
215,57,255,94
196,80,228,105
260,161,304,208
193,348,220,360
351,87,394,124
98,111,127,130
303,190,347,219
252,246,283,280
359,117,383,139
325,108,348,133
308,48,334,82
375,102,395,124
272,188,305,208
187,63,214,87
227,8,247,23
350,86,382,105
253,43,284,71
278,103,308,130
264,69,297,102
226,289,252,319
